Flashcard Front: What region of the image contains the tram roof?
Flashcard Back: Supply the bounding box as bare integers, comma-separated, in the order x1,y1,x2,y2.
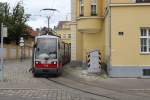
35,35,59,39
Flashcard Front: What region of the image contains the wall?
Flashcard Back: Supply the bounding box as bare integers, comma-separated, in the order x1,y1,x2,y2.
75,0,105,63
111,6,150,66
71,0,77,61
104,10,110,64
2,44,32,60
57,29,71,43
82,31,105,63
76,0,103,17
76,31,83,61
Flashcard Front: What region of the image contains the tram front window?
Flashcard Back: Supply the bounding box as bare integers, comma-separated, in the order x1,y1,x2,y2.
35,38,57,60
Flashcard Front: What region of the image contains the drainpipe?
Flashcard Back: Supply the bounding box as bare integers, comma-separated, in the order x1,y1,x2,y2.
108,0,112,75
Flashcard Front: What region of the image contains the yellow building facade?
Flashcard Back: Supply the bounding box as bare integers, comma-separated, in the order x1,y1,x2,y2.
71,0,150,77
55,21,71,43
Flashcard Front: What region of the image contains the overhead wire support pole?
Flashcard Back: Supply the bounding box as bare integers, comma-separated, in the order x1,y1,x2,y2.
47,16,50,33
40,8,57,35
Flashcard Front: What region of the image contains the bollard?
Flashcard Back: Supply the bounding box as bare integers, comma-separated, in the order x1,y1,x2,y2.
87,50,101,73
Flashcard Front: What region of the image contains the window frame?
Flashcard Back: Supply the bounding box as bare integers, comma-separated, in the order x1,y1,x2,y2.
136,0,150,3
68,34,71,39
140,28,150,54
91,0,97,16
80,0,84,16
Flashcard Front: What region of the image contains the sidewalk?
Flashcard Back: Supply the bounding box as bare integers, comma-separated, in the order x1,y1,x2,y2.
0,59,49,89
64,64,150,98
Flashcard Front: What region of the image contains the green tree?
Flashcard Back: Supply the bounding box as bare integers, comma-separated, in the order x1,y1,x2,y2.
0,2,9,28
10,2,29,44
0,2,11,44
0,2,29,44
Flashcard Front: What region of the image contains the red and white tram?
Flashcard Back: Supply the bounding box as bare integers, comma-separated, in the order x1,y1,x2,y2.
32,35,70,76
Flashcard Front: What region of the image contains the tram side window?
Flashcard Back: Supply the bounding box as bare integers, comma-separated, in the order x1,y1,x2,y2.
58,41,60,50
60,42,65,57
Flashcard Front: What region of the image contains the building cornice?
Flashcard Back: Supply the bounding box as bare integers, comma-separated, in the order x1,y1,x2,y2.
77,16,104,20
70,21,77,25
103,3,150,19
110,3,150,7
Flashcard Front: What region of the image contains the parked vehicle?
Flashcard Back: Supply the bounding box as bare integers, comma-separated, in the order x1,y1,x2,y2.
32,35,70,76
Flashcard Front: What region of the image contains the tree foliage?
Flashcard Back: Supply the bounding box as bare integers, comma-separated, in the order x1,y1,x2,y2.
0,2,29,44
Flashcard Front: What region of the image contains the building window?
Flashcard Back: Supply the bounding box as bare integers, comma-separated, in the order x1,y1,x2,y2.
80,0,84,16
68,34,71,39
91,0,97,16
140,28,150,53
136,0,150,3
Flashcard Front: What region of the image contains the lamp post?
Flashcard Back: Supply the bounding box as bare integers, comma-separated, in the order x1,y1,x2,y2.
41,8,57,34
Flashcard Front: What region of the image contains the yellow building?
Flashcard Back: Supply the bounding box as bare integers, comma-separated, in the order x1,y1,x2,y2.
71,0,150,78
55,21,71,43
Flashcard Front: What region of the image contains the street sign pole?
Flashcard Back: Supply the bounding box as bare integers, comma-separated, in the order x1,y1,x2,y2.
19,37,24,62
0,23,8,82
20,46,23,62
0,23,4,81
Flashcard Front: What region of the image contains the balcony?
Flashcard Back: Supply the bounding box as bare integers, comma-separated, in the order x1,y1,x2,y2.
77,16,102,33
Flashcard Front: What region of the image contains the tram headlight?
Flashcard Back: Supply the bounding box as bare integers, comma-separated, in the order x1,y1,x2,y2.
52,61,57,64
35,61,41,64
53,61,57,64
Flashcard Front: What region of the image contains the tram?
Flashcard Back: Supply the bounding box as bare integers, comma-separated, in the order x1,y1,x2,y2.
32,35,70,76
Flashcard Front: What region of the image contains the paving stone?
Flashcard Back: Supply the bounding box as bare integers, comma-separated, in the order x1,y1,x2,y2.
0,59,111,100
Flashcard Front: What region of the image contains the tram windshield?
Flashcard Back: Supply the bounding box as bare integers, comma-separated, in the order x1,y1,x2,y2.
35,38,57,59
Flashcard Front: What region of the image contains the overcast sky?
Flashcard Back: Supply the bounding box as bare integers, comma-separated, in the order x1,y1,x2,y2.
1,0,71,30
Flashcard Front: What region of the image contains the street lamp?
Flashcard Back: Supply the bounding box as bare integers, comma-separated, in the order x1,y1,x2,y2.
41,8,57,34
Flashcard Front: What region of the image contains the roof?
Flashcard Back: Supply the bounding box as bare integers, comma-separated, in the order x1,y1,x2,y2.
56,21,70,29
25,27,39,37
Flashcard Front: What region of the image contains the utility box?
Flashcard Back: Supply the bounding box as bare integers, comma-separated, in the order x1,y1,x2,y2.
87,50,101,73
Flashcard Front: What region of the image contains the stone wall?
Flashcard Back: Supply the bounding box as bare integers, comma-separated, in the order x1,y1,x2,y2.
1,44,32,60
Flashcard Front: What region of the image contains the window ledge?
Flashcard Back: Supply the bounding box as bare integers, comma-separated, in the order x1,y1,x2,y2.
77,16,104,20
91,13,97,16
110,3,150,7
140,52,150,55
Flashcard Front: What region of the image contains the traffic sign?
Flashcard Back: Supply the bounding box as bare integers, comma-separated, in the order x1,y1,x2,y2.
19,37,24,47
20,37,24,43
1,26,7,37
19,42,24,46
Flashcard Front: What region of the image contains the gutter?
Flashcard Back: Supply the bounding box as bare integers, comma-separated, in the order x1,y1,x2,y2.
108,0,112,74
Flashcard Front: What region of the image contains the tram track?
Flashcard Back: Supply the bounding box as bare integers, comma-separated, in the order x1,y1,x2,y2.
28,63,150,100
47,77,118,100
45,70,150,100
34,76,113,100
